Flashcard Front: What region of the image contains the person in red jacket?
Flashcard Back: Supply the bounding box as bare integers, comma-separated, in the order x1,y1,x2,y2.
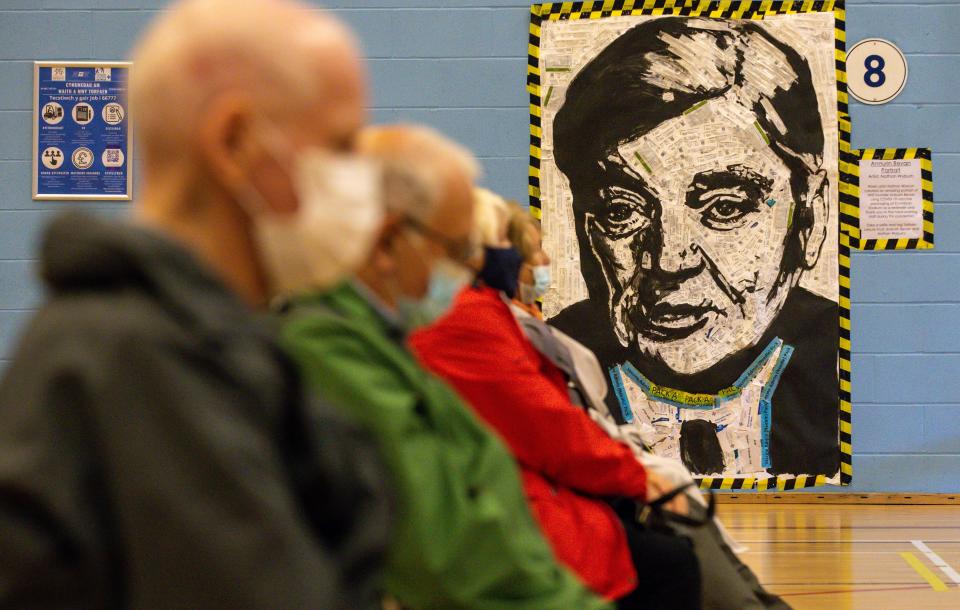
409,191,701,610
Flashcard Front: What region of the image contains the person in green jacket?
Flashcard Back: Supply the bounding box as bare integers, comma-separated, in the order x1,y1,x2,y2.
280,125,610,610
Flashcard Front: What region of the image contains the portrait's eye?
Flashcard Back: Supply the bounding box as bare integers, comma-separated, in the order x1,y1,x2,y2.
597,188,651,238
698,190,761,231
608,202,635,222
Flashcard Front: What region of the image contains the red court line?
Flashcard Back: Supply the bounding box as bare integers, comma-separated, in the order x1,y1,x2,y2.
779,584,939,598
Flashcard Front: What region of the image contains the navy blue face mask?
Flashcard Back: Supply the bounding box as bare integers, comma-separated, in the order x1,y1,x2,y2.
479,246,523,299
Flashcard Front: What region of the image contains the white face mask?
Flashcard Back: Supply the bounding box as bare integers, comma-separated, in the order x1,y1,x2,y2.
243,146,384,297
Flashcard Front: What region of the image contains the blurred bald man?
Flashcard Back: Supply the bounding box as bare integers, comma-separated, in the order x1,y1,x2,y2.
0,1,392,608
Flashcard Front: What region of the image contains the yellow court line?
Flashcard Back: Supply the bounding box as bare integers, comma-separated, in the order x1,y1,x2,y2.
901,552,950,591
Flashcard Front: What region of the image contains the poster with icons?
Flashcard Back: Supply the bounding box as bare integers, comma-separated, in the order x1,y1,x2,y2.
33,62,132,200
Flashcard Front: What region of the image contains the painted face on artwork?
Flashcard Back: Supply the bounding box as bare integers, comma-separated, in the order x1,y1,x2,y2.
584,94,809,375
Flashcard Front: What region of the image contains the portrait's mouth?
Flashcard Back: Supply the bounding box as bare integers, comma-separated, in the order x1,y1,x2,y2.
632,301,721,341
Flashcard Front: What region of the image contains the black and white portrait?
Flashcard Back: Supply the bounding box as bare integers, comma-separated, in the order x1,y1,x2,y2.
538,13,841,482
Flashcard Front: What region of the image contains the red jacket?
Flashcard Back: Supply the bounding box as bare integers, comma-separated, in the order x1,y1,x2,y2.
409,286,647,600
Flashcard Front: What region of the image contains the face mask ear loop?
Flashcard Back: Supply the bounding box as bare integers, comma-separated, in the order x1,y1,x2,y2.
230,122,291,220
382,226,426,307
232,179,270,221
518,282,537,305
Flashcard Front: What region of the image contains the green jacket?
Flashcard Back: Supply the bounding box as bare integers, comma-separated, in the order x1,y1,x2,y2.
280,282,610,610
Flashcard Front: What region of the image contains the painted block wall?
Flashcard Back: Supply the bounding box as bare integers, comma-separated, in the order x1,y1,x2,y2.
0,0,957,492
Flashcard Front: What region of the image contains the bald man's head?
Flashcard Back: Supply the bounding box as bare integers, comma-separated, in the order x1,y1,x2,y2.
128,0,375,307
131,0,366,166
353,125,479,313
357,124,479,229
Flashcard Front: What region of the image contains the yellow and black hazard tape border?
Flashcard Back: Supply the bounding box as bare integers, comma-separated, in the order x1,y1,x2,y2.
528,0,851,491
839,147,935,250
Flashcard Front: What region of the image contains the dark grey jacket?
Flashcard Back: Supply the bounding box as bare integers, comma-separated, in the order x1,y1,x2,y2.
0,212,391,609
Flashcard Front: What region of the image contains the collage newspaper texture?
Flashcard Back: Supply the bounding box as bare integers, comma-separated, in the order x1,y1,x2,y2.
532,2,848,490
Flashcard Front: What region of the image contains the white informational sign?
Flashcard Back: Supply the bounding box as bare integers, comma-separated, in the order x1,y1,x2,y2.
859,158,924,240
847,38,908,105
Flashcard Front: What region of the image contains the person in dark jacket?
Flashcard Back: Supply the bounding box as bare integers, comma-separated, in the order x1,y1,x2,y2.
0,1,391,607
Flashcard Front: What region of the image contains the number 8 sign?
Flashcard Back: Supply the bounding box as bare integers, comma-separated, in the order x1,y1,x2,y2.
847,39,908,105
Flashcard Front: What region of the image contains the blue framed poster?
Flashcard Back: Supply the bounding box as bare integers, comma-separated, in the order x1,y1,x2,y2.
33,61,133,201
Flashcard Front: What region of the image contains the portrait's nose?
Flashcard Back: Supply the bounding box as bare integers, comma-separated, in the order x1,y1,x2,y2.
654,208,701,275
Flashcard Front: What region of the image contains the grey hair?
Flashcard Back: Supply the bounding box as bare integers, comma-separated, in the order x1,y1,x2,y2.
362,125,481,222
380,161,437,220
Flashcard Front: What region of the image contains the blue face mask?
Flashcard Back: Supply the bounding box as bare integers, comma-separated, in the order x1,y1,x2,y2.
519,264,552,304
397,259,473,333
479,246,523,298
532,265,551,295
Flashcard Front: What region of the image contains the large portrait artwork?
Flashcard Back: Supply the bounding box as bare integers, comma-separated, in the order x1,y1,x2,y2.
531,2,849,489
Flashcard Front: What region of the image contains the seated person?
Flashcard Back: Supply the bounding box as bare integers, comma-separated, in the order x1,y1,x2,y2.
0,2,390,606
505,209,713,497
504,208,792,610
505,198,551,320
279,125,608,610
409,191,701,610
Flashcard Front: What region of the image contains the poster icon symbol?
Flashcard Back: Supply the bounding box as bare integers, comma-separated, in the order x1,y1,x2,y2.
72,102,94,125
102,148,125,167
95,67,112,82
102,103,125,125
51,67,66,81
41,147,64,169
42,102,64,125
72,147,94,170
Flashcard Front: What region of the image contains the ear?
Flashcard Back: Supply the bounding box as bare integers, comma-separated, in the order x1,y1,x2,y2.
196,94,259,200
800,169,830,270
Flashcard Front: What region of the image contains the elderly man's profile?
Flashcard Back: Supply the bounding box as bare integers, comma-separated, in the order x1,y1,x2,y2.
546,17,841,479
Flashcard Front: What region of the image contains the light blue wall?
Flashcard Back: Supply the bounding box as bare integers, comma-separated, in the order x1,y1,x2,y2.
0,0,957,492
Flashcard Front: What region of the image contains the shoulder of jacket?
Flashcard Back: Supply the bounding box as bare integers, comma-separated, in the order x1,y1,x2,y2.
29,291,183,351
281,304,413,377
452,289,520,332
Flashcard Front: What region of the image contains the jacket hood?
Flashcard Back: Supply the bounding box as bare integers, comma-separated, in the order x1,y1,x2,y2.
40,211,251,335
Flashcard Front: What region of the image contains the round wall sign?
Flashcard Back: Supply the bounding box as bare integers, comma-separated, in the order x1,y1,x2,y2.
847,38,908,105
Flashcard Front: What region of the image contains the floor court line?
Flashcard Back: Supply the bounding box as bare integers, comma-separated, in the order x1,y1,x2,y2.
737,538,960,544
730,525,960,530
766,582,922,586
778,584,935,598
746,550,917,554
722,505,960,606
912,540,960,585
900,551,950,591
737,549,920,552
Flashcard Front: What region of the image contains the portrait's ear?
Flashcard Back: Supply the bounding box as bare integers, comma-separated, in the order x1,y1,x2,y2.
800,169,829,269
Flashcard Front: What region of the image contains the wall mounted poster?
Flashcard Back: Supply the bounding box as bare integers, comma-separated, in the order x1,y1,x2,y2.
841,147,934,251
33,62,132,200
529,1,852,490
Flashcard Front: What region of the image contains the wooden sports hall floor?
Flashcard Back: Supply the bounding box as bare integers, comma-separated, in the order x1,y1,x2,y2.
720,504,960,609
